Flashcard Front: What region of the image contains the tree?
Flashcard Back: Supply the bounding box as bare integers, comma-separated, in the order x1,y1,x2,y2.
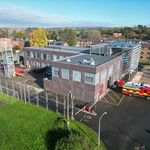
59,28,77,46
30,28,48,47
47,31,58,40
14,31,26,39
86,30,101,39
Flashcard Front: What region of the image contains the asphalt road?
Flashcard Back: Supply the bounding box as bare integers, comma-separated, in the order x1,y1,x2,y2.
75,95,150,150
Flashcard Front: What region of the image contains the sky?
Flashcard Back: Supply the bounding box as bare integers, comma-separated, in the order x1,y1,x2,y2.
0,0,150,28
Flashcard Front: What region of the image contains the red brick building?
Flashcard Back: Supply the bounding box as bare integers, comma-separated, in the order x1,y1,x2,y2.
44,53,122,102
140,43,150,63
0,38,13,52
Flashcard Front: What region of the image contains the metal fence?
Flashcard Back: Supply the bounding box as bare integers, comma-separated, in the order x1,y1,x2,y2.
0,76,75,119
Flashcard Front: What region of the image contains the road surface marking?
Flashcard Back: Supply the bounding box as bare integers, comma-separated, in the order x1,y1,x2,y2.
107,93,117,104
109,89,122,100
117,95,125,106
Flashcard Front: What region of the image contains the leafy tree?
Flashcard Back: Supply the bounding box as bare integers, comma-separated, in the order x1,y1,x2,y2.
80,29,101,39
14,31,26,39
47,31,58,40
59,28,77,46
0,29,9,38
30,28,48,47
87,30,101,39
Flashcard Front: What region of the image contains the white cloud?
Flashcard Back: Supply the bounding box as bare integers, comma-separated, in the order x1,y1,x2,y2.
0,4,112,28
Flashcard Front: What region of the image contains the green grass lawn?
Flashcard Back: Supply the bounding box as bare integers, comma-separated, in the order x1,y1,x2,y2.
0,94,106,150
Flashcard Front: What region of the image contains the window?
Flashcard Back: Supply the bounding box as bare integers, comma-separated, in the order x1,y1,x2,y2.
141,52,144,54
108,65,113,77
33,52,36,58
26,60,30,65
73,71,81,82
52,67,60,77
26,51,30,57
48,54,51,60
43,54,47,60
62,69,69,80
85,73,99,85
37,53,41,59
59,56,64,59
85,73,94,84
30,52,34,58
140,56,143,59
41,63,46,67
53,55,57,60
100,69,107,82
36,62,41,67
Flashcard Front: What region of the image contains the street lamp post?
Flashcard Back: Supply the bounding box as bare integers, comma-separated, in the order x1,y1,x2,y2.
98,112,107,147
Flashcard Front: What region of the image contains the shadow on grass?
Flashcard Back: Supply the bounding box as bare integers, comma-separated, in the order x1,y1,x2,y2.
45,128,70,150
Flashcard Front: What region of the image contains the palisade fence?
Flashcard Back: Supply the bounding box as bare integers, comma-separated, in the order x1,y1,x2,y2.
0,76,75,119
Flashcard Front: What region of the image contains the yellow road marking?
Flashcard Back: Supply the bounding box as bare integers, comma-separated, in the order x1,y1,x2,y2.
109,89,121,100
101,98,119,106
107,93,118,104
103,96,109,103
117,95,125,106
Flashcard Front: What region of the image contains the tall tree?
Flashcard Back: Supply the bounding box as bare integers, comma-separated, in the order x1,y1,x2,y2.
59,28,77,46
30,28,48,47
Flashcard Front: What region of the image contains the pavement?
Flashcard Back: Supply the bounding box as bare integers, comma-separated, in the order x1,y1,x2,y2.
133,65,150,84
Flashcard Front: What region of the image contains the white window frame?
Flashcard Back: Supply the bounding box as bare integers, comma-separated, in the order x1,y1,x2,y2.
73,71,81,82
52,67,60,77
62,68,69,80
85,73,94,85
53,55,57,60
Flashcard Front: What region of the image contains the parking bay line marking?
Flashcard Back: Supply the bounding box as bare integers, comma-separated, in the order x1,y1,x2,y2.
109,89,122,100
117,95,125,106
107,93,118,104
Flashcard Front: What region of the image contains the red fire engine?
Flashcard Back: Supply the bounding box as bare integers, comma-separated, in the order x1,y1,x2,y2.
122,81,150,100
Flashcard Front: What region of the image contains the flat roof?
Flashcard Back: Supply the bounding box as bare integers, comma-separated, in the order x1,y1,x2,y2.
58,52,122,67
108,42,141,48
24,45,90,54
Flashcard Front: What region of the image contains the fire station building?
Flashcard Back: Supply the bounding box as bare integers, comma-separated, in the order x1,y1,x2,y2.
24,42,141,103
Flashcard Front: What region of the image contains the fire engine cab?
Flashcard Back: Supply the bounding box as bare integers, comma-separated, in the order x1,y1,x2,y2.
122,81,150,100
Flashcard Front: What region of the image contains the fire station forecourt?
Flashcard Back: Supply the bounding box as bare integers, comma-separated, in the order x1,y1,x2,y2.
0,94,106,150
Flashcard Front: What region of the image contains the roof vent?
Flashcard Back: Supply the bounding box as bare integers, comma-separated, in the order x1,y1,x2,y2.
66,58,71,62
83,59,90,64
90,58,95,66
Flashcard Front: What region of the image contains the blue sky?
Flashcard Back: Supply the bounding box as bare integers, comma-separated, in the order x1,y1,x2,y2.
0,0,150,27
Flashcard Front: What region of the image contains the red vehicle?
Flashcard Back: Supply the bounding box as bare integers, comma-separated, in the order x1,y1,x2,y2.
15,67,25,76
122,81,150,100
117,80,125,87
